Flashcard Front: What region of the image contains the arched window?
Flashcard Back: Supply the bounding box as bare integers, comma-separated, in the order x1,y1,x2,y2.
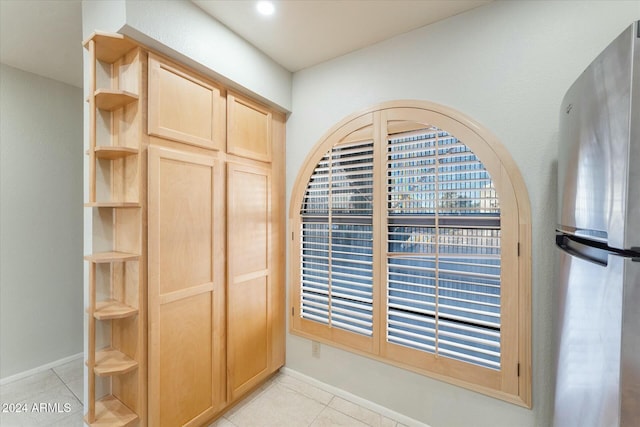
289,101,531,407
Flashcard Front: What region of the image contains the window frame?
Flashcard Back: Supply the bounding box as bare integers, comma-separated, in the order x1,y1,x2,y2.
289,101,532,408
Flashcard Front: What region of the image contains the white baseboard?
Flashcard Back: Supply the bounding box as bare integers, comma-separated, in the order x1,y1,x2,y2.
281,367,430,427
0,352,83,386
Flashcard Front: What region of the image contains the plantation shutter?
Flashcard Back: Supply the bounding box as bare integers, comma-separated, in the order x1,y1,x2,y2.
386,126,502,369
300,140,374,336
291,103,532,406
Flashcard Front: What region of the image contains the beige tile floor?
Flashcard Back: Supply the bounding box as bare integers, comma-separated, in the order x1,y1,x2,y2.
0,358,84,426
209,372,412,427
1,359,414,427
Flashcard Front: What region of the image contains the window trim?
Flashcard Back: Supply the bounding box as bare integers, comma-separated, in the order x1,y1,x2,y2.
289,101,532,408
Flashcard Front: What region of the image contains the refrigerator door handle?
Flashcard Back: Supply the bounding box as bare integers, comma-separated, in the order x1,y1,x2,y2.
555,233,609,266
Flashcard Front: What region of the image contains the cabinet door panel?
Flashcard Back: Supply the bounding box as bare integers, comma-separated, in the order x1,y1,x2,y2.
158,158,213,294
232,168,269,276
227,92,272,162
159,293,213,427
227,163,271,399
148,147,224,427
229,276,268,390
148,53,223,150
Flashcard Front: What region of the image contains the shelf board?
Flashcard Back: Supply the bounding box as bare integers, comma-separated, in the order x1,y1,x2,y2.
94,146,139,160
83,31,138,64
94,300,138,320
94,89,138,112
94,348,138,377
84,202,141,208
84,252,139,263
85,395,138,427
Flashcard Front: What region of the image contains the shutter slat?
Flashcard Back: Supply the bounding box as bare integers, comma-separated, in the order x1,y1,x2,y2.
300,141,374,336
386,126,501,370
301,125,505,368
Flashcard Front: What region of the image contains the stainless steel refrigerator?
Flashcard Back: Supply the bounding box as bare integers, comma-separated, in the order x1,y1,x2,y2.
554,22,640,427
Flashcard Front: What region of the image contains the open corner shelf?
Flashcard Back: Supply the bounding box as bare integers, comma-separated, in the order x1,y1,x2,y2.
94,348,138,377
84,31,138,64
94,89,139,112
85,395,138,427
84,202,141,208
84,252,140,263
94,146,139,160
86,30,144,426
94,300,138,320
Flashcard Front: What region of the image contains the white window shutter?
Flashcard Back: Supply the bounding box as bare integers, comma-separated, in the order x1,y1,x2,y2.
300,141,374,336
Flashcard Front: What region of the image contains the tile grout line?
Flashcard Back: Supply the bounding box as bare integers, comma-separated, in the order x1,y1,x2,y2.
306,394,333,427
50,368,82,406
276,375,337,407
326,399,382,427
282,368,422,426
225,375,282,423
275,375,388,427
221,416,238,426
276,376,385,427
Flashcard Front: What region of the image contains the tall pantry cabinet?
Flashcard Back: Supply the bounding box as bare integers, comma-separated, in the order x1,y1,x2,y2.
84,32,285,427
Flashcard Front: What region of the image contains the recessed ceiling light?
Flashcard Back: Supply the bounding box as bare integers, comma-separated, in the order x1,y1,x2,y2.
256,1,275,16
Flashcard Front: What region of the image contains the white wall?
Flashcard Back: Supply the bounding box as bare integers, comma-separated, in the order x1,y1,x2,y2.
0,64,83,378
286,2,640,426
123,0,292,111
81,0,292,111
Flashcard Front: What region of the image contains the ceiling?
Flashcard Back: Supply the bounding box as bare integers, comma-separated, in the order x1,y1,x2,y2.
194,0,492,72
0,0,491,88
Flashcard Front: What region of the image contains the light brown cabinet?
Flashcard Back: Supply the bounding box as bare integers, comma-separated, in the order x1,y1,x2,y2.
227,162,272,399
148,53,225,150
147,147,226,426
226,98,287,404
85,32,285,426
227,92,272,162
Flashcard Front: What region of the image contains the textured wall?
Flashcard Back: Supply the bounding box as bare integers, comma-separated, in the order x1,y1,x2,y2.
81,0,292,111
0,64,83,378
285,2,640,426
124,0,292,111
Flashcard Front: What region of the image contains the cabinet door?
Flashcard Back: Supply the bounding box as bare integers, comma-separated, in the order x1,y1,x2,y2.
227,92,272,162
148,53,224,150
227,162,272,399
148,146,225,427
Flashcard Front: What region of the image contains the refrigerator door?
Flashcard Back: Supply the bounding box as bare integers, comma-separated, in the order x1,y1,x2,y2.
553,238,623,427
557,22,640,250
620,254,640,427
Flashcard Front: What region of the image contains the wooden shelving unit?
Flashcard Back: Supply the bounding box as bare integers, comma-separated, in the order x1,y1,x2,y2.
84,31,145,427
91,31,139,63
94,146,138,160
84,203,141,209
84,252,140,263
82,27,285,427
94,89,139,111
86,396,138,427
94,300,138,320
94,348,139,376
